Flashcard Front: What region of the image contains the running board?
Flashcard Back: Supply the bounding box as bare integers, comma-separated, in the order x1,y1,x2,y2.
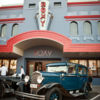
69,90,85,97
5,88,14,94
71,93,85,97
15,91,45,100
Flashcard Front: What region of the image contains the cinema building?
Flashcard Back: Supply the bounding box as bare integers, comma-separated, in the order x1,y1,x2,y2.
0,0,100,85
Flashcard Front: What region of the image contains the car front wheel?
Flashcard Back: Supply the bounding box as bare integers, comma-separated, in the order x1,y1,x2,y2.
45,87,62,100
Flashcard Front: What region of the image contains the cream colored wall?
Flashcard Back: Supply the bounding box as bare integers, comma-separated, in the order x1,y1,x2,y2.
13,46,23,56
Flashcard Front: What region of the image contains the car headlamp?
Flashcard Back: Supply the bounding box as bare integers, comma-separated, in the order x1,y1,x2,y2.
24,75,30,83
37,76,44,84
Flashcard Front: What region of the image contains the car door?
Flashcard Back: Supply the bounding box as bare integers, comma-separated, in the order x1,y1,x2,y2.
77,65,88,89
61,64,79,90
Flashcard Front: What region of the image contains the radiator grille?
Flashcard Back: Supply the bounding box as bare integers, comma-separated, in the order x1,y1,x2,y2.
31,71,41,84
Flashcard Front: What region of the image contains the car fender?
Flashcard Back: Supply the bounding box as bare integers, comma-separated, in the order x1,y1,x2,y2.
37,83,70,96
37,83,61,95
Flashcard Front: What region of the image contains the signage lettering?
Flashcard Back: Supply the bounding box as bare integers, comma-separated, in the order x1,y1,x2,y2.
33,49,52,56
39,0,49,30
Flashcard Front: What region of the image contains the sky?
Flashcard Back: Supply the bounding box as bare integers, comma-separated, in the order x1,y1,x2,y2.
0,0,99,7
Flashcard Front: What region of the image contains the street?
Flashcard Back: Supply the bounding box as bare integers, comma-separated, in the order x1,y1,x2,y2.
0,92,100,100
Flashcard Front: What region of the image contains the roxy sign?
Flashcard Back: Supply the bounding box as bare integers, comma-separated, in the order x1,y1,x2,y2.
33,49,53,56
39,0,49,30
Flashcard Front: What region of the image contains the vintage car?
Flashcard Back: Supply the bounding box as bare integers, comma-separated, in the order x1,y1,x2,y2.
15,62,92,100
0,76,20,97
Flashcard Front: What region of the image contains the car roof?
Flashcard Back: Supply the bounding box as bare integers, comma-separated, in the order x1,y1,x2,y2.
46,62,87,69
46,62,67,67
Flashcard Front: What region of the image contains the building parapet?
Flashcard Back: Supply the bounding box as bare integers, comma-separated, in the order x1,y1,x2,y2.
0,18,25,22
67,1,100,7
64,15,100,21
0,5,23,10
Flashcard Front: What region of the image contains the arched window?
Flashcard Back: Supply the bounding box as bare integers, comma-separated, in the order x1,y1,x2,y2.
12,24,18,36
0,24,7,37
98,21,100,35
84,21,92,35
70,21,78,36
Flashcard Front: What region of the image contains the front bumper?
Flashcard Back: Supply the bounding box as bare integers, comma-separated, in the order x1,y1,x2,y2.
15,91,45,100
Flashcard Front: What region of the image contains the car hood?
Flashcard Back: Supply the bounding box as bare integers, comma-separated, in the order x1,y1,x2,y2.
40,71,64,85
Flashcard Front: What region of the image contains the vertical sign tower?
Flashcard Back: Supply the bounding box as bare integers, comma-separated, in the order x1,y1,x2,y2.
39,0,49,30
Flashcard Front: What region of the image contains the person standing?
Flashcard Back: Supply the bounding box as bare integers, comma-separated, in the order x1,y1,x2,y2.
19,66,25,78
0,64,8,76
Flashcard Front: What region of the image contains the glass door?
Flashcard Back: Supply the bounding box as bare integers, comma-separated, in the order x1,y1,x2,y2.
27,61,35,76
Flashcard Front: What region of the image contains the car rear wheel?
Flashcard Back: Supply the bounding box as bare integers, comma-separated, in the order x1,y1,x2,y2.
45,87,62,100
82,83,89,99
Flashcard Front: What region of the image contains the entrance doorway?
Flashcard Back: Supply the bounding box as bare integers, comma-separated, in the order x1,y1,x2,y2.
26,59,61,76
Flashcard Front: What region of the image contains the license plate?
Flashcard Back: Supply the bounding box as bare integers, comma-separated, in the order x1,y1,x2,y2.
30,84,37,88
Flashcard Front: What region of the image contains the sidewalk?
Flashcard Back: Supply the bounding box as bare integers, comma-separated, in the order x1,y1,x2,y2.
92,85,100,93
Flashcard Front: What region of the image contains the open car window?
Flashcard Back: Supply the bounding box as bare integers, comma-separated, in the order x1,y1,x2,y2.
47,66,68,73
78,67,87,75
78,66,83,75
68,64,76,74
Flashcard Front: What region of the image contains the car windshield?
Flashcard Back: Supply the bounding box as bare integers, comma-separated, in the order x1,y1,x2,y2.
46,66,68,73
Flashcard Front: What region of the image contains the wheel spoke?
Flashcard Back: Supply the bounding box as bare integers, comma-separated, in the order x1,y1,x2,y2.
50,93,59,100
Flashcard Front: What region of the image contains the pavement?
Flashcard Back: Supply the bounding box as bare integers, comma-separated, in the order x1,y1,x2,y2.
0,85,100,100
92,85,100,93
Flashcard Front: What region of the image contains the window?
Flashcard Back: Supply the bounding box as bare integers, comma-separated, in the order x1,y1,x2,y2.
70,59,100,77
84,21,92,35
3,59,9,69
88,60,97,76
98,21,100,35
79,60,87,66
0,59,17,75
97,60,100,76
70,60,79,64
68,64,76,74
0,24,7,37
78,67,87,75
12,24,18,36
10,60,17,74
83,68,87,75
70,21,78,36
78,67,83,75
47,66,68,73
29,3,36,8
54,2,61,6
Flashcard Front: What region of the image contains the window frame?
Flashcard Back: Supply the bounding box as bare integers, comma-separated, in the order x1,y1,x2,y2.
12,23,18,36
70,21,78,36
0,24,7,37
54,2,62,7
83,21,92,36
29,3,36,8
98,21,100,35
